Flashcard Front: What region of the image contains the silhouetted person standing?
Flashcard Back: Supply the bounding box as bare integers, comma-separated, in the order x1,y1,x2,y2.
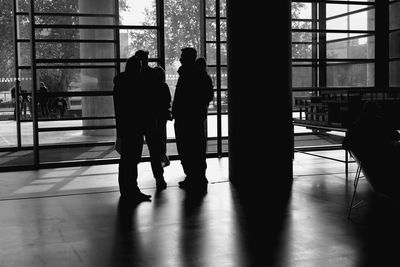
10,86,17,120
51,96,68,119
154,65,172,167
39,82,50,117
135,50,172,172
172,48,214,192
114,55,167,202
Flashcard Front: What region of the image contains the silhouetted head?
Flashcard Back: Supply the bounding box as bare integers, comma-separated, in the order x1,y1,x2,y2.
154,66,166,82
179,47,197,67
40,82,45,87
125,55,142,74
195,57,207,72
134,50,149,66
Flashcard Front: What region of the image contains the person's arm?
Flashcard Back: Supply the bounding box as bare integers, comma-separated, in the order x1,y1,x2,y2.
113,76,122,139
205,74,214,104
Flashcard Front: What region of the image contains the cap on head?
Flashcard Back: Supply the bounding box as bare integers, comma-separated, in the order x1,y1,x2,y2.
134,50,149,60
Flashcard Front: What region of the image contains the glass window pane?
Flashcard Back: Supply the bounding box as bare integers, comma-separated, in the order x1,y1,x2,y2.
17,16,30,39
206,0,216,17
292,44,312,59
17,43,31,66
292,32,312,42
390,31,400,58
37,68,115,93
390,2,400,31
326,63,374,87
206,43,217,65
326,7,374,31
164,0,201,91
206,19,216,41
120,29,158,59
327,36,374,59
390,61,400,87
292,2,312,20
220,19,227,41
34,0,114,15
36,28,115,41
36,42,115,60
220,0,226,17
17,0,29,12
292,66,313,87
35,16,114,26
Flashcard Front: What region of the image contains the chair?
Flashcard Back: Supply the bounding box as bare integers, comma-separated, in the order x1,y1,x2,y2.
347,150,366,219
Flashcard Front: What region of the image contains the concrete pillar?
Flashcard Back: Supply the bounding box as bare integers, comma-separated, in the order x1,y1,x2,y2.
79,0,115,136
227,1,293,199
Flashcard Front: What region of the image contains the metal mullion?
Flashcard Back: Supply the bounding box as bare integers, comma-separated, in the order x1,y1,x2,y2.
44,91,113,97
114,0,121,74
205,16,227,19
296,0,375,5
34,24,158,30
116,58,160,64
16,39,30,42
326,33,374,44
38,116,115,122
292,58,375,62
292,64,314,67
35,39,116,43
389,28,400,34
33,12,115,17
292,29,374,34
312,2,318,90
207,65,227,68
38,125,116,132
215,0,222,156
36,65,116,69
118,25,160,30
13,0,22,148
15,12,29,16
29,0,39,167
292,86,376,91
292,19,314,22
292,41,314,44
35,58,117,64
157,0,165,68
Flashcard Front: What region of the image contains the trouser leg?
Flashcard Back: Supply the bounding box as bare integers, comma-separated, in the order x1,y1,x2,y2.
174,120,191,176
118,133,143,196
144,123,164,179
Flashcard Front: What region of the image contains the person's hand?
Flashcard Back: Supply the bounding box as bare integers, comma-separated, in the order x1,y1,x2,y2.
114,138,122,154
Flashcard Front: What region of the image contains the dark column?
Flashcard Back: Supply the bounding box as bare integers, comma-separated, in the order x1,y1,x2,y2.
227,1,293,199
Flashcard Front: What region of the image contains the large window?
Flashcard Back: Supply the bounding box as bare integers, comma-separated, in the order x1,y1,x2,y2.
0,0,227,170
292,1,376,150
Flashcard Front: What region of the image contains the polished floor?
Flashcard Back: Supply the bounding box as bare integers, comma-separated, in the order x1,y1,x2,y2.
0,151,399,267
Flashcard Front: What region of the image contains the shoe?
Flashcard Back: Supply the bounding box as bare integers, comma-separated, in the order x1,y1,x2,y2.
179,176,208,190
156,178,167,190
121,191,151,202
178,177,190,188
161,155,170,167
